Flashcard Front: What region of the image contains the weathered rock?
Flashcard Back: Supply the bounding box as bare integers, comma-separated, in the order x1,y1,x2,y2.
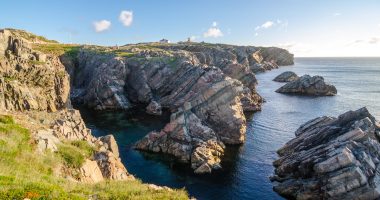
0,29,70,112
272,107,380,200
276,75,337,96
135,108,225,174
79,159,104,183
35,129,61,152
273,71,299,82
146,100,162,115
99,135,120,158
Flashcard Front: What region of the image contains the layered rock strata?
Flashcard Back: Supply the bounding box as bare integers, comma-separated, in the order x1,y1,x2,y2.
273,71,299,82
276,75,337,96
66,43,293,173
272,107,380,199
0,29,132,183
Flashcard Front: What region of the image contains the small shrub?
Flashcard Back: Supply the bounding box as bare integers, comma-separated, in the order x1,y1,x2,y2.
0,115,15,124
57,144,86,168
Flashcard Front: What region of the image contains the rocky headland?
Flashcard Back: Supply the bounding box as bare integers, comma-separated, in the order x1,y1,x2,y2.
276,74,337,96
0,29,187,199
272,107,380,199
62,41,293,173
0,27,294,197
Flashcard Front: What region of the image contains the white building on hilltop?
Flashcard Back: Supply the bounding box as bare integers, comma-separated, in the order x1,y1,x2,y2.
159,39,170,43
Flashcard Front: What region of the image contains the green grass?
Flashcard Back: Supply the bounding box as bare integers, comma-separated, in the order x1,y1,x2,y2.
0,115,188,200
6,29,58,43
32,43,80,58
114,51,136,58
57,140,94,169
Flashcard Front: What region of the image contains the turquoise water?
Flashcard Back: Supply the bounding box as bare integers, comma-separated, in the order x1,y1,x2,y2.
79,58,380,200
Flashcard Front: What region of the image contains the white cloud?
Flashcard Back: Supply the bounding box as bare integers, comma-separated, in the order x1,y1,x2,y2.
334,13,342,16
119,10,133,27
203,22,223,38
254,20,288,36
255,21,274,31
93,20,111,32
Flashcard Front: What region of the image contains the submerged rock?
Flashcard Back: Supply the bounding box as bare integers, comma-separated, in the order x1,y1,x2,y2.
276,75,337,96
273,71,299,82
272,107,380,199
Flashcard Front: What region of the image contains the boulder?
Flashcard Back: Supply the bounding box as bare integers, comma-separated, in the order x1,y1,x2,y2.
273,71,299,82
272,107,380,200
276,75,337,96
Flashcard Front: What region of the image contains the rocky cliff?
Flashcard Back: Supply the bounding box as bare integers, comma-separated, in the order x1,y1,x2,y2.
1,28,294,175
0,29,133,183
63,42,293,173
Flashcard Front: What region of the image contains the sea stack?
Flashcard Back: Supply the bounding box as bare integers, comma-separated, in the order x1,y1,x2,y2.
276,75,337,96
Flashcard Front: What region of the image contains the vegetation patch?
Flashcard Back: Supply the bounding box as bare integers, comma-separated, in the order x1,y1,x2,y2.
33,43,80,58
7,28,58,43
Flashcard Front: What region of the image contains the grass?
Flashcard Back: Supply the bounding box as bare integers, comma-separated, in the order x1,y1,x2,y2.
6,28,58,43
0,115,188,200
113,51,136,58
32,43,80,58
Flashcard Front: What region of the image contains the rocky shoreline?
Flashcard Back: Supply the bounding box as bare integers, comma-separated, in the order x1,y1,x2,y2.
0,28,293,187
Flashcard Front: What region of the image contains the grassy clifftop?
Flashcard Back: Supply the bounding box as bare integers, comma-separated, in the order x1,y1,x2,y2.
0,115,188,200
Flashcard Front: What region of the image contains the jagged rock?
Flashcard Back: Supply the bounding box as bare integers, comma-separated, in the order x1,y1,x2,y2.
79,159,104,183
35,129,61,152
94,151,134,180
52,109,95,142
99,135,119,158
135,108,225,174
146,100,162,115
276,75,337,96
0,29,70,112
272,107,380,200
273,71,299,82
69,42,292,173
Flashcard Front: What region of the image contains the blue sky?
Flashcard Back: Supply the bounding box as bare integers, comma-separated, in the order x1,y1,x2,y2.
1,0,380,57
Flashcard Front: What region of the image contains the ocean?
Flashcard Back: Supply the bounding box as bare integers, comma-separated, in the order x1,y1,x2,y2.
79,57,380,200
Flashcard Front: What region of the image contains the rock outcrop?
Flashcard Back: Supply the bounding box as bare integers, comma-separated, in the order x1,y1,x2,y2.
0,29,70,112
1,28,294,174
65,43,293,173
276,75,337,96
272,107,380,200
0,29,133,183
273,71,299,82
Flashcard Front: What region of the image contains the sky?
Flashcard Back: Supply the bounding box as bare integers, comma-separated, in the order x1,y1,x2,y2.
1,0,380,57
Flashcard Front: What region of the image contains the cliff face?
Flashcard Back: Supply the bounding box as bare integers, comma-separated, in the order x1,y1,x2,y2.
0,29,70,112
0,29,132,183
0,28,294,175
66,42,293,173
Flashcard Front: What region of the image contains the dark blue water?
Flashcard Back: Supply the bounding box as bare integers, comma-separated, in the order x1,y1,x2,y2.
79,57,380,200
